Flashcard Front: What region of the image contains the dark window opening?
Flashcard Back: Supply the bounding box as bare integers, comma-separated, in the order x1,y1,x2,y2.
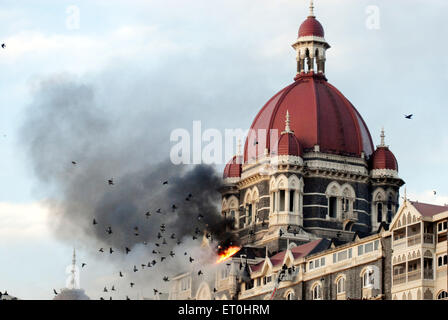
329,197,337,218
280,190,286,211
377,203,383,223
289,191,295,212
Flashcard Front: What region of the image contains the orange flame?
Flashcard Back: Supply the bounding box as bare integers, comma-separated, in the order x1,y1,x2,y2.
216,246,241,264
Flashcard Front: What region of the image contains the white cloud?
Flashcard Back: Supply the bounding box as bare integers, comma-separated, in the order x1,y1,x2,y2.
0,201,50,241
407,190,448,206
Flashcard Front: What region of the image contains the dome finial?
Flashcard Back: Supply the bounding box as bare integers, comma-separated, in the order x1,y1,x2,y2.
380,127,385,146
309,0,315,17
282,110,294,135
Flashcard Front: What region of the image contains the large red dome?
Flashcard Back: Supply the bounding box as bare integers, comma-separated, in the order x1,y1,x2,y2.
298,16,325,38
244,73,374,162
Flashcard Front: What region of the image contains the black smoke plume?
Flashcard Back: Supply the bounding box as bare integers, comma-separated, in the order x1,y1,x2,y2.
19,73,238,256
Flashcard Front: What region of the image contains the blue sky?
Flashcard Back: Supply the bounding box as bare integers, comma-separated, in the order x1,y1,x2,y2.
0,0,447,299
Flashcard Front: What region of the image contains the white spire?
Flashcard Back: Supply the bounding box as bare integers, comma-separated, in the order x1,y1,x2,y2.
380,127,385,146
377,127,388,148
282,110,294,135
309,0,315,17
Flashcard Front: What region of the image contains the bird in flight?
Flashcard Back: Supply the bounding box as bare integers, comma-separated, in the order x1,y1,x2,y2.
53,289,58,295
130,282,135,288
163,276,169,282
198,270,203,276
111,285,115,291
162,181,168,185
108,178,114,185
103,287,108,292
160,256,166,262
71,161,77,165
81,263,86,268
106,226,112,234
93,218,97,225
169,251,175,257
125,247,131,254
109,248,114,254
172,204,177,211
404,114,413,119
156,208,162,214
145,211,151,218
133,265,138,272
119,271,123,277
99,248,104,253
189,257,194,263
433,190,437,195
1,43,5,49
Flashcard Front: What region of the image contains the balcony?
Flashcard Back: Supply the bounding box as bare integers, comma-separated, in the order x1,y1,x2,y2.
407,269,421,282
393,238,406,249
407,234,421,247
393,274,406,285
423,233,434,244
423,269,434,280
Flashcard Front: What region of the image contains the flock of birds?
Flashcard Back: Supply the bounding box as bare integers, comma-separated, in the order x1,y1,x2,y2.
52,164,214,300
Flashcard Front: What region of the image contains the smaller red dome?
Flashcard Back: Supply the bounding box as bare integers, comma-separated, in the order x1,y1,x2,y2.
298,16,325,38
277,132,302,157
223,155,242,179
371,147,398,171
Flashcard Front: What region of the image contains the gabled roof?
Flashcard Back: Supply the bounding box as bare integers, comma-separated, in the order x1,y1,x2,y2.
250,239,326,275
411,201,448,217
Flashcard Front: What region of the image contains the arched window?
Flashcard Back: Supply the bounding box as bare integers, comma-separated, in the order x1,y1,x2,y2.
387,195,393,221
312,283,322,300
336,277,345,294
361,268,374,288
285,290,295,300
437,291,448,300
329,197,338,218
377,203,383,223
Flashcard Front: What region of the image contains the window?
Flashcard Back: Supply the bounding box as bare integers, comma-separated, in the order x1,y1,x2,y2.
273,192,276,212
256,278,261,286
321,257,326,267
438,255,448,267
358,245,363,256
289,190,295,212
358,241,378,256
337,277,345,294
263,276,272,285
309,261,314,270
285,291,295,300
338,250,347,261
438,291,448,300
377,203,383,223
312,284,322,300
342,198,349,212
329,197,337,218
438,221,447,233
247,204,253,225
333,253,337,263
315,259,320,268
279,190,286,211
348,248,352,259
362,270,373,288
